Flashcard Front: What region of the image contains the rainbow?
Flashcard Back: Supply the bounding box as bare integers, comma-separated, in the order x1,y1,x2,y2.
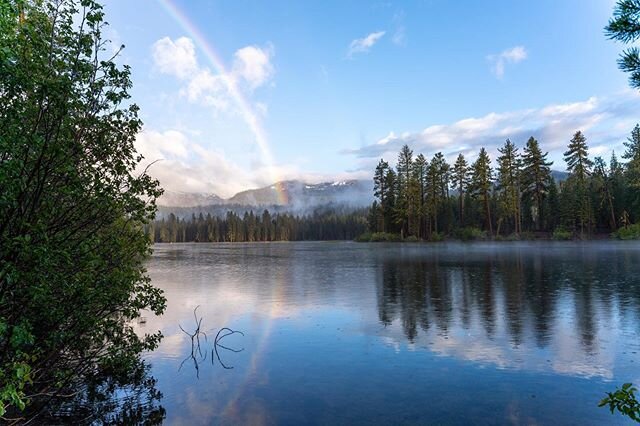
158,0,289,205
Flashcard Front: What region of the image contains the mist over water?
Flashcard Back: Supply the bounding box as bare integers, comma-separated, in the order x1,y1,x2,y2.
141,242,640,425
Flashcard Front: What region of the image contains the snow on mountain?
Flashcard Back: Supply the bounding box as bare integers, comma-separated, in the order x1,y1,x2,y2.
157,179,374,217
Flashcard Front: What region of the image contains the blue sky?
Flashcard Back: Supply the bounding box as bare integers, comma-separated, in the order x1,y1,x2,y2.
102,0,639,197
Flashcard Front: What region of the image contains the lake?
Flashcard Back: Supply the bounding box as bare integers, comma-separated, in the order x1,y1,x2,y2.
138,241,640,425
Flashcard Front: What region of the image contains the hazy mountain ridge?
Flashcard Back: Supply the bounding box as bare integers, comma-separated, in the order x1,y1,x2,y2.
157,191,225,207
157,179,374,217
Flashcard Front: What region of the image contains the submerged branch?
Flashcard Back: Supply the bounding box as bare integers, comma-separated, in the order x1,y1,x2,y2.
177,308,245,374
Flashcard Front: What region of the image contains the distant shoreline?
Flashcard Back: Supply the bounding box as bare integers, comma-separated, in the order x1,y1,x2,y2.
150,235,638,245
353,229,637,243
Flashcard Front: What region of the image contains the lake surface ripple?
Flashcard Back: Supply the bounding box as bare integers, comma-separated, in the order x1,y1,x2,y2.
140,241,640,425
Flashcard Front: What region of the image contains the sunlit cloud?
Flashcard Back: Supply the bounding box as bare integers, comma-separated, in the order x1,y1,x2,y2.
151,37,275,112
152,36,199,79
344,91,640,170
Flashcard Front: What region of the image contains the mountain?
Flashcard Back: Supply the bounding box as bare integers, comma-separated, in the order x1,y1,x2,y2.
227,180,372,207
158,191,224,207
157,179,374,217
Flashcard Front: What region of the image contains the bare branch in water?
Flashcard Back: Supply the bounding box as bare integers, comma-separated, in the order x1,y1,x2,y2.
213,328,245,369
178,306,208,378
177,307,245,374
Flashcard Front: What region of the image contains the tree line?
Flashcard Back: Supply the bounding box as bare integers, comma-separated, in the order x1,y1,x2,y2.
149,209,368,242
369,127,640,239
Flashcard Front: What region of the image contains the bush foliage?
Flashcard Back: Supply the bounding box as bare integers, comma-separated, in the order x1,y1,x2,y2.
613,223,640,240
0,0,165,420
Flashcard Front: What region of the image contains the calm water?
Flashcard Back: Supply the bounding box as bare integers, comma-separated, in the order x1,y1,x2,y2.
139,242,640,425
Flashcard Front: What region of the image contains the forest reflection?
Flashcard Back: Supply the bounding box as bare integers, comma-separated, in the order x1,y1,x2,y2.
375,245,640,371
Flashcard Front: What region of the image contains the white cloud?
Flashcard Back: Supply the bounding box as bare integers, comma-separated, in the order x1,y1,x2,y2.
345,91,640,170
348,31,386,58
136,129,190,161
151,37,275,111
487,46,527,78
183,69,229,110
136,129,368,198
232,44,275,89
152,36,198,79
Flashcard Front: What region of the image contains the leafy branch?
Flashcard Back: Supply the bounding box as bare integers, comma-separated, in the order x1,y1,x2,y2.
599,383,640,422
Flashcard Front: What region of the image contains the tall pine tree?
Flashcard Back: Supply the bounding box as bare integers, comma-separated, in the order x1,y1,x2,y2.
564,131,594,236
496,139,522,235
521,136,553,230
452,154,470,227
395,145,414,237
373,159,391,232
470,148,494,236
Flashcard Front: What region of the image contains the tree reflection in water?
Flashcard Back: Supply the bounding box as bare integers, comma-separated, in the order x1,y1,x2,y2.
375,245,640,356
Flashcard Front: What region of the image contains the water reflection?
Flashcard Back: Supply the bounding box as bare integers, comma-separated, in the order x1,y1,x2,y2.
143,242,640,425
374,244,640,379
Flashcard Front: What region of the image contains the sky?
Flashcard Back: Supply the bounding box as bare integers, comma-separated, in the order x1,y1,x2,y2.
101,0,640,198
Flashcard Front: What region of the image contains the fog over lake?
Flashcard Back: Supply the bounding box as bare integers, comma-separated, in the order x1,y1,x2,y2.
140,242,640,425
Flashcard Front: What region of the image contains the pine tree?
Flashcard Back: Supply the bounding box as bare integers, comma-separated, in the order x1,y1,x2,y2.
412,154,429,238
496,139,522,235
593,157,617,230
368,201,380,232
521,136,553,230
452,154,470,227
609,151,628,225
427,153,449,235
564,131,594,236
373,159,390,232
470,148,494,235
384,168,398,233
565,131,593,181
407,173,421,237
545,178,560,231
395,145,414,236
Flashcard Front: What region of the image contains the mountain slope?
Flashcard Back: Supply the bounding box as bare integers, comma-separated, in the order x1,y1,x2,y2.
227,180,372,207
158,191,224,207
158,179,373,212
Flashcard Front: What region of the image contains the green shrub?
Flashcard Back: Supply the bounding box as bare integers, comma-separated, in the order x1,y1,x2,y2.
429,232,445,242
364,232,402,242
553,227,573,240
404,235,420,242
355,232,373,242
454,227,486,241
613,224,640,240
